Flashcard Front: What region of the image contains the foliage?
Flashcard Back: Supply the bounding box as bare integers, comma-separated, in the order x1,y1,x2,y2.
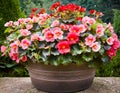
0,52,28,77
0,0,25,37
20,0,42,16
20,0,120,23
0,0,26,77
96,49,120,77
20,0,97,17
113,9,120,38
1,2,120,68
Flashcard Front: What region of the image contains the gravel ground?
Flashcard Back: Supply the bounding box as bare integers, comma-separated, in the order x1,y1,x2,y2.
0,77,120,93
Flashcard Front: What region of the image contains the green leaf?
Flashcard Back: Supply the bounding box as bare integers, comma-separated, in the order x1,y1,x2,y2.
38,42,45,49
7,33,17,41
6,64,16,68
101,56,110,63
27,53,33,59
61,55,72,65
82,54,93,62
42,49,50,57
19,48,27,56
4,28,13,33
72,56,84,65
71,45,83,56
104,45,111,50
48,56,60,66
0,65,5,68
48,42,55,48
88,62,95,68
99,48,105,55
51,49,59,56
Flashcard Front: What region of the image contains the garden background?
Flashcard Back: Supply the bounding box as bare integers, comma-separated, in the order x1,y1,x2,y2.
0,0,120,77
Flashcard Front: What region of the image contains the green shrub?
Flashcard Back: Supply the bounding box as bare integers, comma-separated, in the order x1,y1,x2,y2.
96,49,120,77
0,0,27,77
113,9,120,38
0,0,25,39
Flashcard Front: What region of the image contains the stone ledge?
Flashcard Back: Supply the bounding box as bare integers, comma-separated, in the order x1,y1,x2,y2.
0,77,120,93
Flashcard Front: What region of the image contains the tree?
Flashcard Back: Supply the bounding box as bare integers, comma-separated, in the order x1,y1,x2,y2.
0,0,25,40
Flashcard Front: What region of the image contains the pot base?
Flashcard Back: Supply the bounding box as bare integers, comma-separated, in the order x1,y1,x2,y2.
28,63,96,93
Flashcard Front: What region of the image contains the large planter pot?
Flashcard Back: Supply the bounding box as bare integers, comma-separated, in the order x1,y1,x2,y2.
28,62,96,93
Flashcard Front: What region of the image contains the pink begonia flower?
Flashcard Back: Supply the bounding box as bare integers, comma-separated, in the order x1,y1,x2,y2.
38,14,50,25
56,41,70,54
112,33,118,41
96,24,105,37
96,28,104,37
26,24,33,30
88,18,96,25
20,29,31,36
42,28,51,33
91,42,101,52
106,37,114,45
67,32,79,45
69,25,80,35
0,45,6,53
39,13,50,20
60,23,70,30
97,24,104,29
31,34,44,41
32,16,39,23
51,20,59,27
25,18,32,23
69,25,86,35
44,31,55,42
4,21,13,27
85,34,96,47
21,38,31,49
82,16,96,25
107,23,114,33
78,24,86,33
53,27,63,40
13,21,19,26
10,41,19,53
18,18,26,24
21,55,27,62
9,52,20,63
82,16,90,24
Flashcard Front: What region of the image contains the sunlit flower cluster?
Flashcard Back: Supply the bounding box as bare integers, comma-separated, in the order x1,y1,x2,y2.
1,2,120,66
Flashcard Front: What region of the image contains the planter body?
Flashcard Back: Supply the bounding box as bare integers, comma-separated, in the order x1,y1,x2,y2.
28,63,96,93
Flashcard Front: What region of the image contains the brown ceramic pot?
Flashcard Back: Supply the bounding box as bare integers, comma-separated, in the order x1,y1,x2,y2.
28,62,96,93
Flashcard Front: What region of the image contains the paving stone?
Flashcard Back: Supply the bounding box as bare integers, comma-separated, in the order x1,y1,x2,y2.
0,77,120,93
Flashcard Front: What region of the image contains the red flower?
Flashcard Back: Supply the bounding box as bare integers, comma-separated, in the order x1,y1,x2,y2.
32,8,38,12
29,13,35,18
76,5,81,11
80,7,86,12
112,40,120,49
50,1,61,10
39,8,46,14
56,41,70,54
107,47,117,59
22,55,27,62
67,33,79,45
76,17,83,21
58,5,67,12
66,3,77,11
96,12,104,17
89,9,96,15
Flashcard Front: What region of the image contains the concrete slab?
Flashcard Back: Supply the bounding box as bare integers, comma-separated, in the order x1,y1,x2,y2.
0,77,120,93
